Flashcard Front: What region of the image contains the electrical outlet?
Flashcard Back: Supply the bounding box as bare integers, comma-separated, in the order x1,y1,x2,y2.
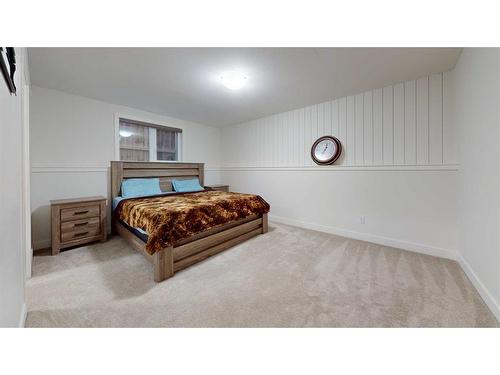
360,215,366,224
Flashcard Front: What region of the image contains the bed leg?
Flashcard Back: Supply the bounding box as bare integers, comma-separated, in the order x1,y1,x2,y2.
154,246,174,282
261,213,268,234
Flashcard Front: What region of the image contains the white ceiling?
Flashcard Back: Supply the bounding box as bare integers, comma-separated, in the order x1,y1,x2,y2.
28,48,461,127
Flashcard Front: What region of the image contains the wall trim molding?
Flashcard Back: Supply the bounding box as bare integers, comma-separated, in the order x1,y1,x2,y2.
32,166,109,173
458,255,500,322
31,163,222,174
18,303,27,328
269,214,458,261
30,163,458,173
220,165,459,172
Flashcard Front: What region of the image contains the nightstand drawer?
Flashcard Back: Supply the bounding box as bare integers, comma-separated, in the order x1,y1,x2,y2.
61,217,100,233
61,205,100,222
61,226,101,242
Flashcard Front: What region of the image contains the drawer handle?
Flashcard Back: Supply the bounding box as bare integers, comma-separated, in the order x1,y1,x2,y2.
74,231,89,237
74,210,89,215
74,222,88,227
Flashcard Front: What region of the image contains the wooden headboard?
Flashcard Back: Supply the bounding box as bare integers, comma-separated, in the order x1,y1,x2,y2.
110,161,204,198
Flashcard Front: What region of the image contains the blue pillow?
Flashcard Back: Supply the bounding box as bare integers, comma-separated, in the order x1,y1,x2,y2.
121,178,162,198
172,178,204,193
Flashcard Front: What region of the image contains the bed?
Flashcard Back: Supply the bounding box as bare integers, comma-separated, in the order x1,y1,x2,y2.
110,161,270,282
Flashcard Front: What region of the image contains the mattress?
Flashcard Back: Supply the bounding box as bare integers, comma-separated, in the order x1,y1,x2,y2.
118,219,149,243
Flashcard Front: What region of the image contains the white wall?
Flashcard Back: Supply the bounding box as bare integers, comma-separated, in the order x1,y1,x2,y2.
0,48,28,327
221,73,459,258
453,48,500,320
30,86,222,249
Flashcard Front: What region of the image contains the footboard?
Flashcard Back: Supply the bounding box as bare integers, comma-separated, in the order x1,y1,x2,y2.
114,213,268,282
173,213,267,272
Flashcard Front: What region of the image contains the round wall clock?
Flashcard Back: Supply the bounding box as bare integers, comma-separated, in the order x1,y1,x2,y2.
311,136,342,165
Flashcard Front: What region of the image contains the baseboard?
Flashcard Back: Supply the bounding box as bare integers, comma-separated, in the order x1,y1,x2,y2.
18,303,27,328
458,256,500,322
269,214,458,260
33,239,51,250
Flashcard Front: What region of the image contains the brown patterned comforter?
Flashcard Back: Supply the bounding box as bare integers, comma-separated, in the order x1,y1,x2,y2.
115,191,270,254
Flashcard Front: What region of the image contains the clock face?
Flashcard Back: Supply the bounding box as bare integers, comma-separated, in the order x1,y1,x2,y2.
311,136,342,165
314,139,337,161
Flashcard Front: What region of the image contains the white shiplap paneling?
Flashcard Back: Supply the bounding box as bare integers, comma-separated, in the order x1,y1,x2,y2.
373,88,383,165
382,85,394,165
222,72,454,168
416,76,429,165
393,83,405,165
355,93,364,165
443,71,456,164
404,80,417,165
363,91,373,165
429,73,444,164
346,96,355,166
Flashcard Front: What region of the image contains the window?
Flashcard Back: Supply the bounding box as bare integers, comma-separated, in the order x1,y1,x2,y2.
119,118,182,162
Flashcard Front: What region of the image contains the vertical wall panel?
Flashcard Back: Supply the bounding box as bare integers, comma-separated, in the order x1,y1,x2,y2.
285,111,290,166
299,108,305,166
324,101,332,137
404,80,417,165
382,86,394,165
248,120,255,166
272,115,278,166
442,71,456,164
346,96,356,166
287,111,297,167
275,115,280,166
268,119,272,166
252,120,258,166
305,107,313,166
363,91,373,165
318,102,325,137
281,114,286,166
416,76,429,165
270,116,276,167
354,94,364,165
332,99,339,137
291,110,297,166
276,115,281,166
265,117,271,167
220,73,453,169
373,88,383,165
284,112,289,166
255,120,260,166
393,83,405,165
338,97,347,164
429,73,443,164
312,105,319,166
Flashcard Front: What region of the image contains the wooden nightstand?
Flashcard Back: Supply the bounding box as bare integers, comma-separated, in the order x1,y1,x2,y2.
205,184,229,192
50,196,107,255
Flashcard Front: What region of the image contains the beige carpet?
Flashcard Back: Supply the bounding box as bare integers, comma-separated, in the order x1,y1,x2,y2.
26,223,498,327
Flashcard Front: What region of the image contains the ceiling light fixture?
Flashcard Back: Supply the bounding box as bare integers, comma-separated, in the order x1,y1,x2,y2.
220,71,248,90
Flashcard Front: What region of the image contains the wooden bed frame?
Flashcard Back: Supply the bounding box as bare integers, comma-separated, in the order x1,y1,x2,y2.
110,161,268,282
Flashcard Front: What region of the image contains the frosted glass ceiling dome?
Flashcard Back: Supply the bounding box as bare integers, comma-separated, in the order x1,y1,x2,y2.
219,71,248,90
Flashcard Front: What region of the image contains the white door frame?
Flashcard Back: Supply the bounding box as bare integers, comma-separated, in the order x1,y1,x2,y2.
21,60,32,279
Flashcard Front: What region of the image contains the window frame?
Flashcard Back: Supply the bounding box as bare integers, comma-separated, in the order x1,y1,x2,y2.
114,113,183,162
